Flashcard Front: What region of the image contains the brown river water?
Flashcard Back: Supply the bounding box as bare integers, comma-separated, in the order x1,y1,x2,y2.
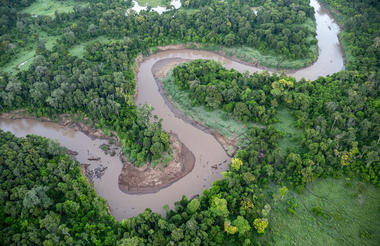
0,0,344,221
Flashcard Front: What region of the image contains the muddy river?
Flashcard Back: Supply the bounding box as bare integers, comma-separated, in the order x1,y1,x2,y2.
0,0,344,221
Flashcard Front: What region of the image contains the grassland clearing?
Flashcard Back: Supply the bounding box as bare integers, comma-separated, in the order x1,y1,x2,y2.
69,36,116,58
1,32,59,74
21,0,86,17
136,0,171,7
273,108,303,156
263,178,380,246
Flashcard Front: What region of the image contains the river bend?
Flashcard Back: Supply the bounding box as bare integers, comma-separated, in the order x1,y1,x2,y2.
0,0,344,220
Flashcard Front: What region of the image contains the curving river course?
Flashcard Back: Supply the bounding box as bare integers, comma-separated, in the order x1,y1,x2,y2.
0,0,344,221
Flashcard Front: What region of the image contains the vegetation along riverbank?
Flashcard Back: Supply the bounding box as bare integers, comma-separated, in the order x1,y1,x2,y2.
0,0,379,245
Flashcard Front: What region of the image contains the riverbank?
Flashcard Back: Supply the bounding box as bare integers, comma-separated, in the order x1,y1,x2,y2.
0,0,345,218
0,110,112,140
151,43,304,75
151,58,239,156
118,132,195,194
0,110,197,195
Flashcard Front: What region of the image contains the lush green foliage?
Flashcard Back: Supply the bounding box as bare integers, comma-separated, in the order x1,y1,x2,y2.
172,60,287,124
163,71,255,154
0,39,170,165
0,130,121,245
0,130,277,245
181,0,317,60
2,0,317,70
1,0,379,245
0,0,320,165
172,60,380,188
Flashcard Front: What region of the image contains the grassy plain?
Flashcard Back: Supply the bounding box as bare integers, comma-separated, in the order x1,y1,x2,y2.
264,178,380,246
2,35,115,74
21,0,85,17
273,108,303,155
1,33,59,74
1,50,35,74
69,36,115,58
136,0,170,7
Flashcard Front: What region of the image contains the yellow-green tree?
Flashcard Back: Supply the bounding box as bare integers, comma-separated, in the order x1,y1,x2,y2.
224,220,238,234
231,158,243,171
253,218,268,234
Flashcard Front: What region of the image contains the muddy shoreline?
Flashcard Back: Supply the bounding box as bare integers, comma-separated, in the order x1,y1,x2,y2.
153,44,313,75
0,110,115,141
0,110,119,185
0,110,197,195
151,58,237,156
118,132,195,194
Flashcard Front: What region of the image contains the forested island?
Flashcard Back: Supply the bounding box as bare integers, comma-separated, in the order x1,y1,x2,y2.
0,0,379,245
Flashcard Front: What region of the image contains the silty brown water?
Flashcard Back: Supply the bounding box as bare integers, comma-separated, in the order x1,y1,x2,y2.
0,0,344,221
0,116,229,221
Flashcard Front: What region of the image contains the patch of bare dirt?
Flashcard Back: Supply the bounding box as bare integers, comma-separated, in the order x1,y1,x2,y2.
118,132,195,194
133,54,144,98
154,58,188,80
157,43,201,51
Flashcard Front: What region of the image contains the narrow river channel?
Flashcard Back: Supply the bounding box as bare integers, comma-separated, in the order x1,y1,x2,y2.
0,0,344,221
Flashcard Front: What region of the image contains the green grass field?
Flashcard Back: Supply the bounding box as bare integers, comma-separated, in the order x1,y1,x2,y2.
2,35,117,74
177,8,199,15
69,36,115,58
1,33,59,74
264,178,380,246
21,0,85,17
136,0,171,7
273,108,303,155
1,50,35,74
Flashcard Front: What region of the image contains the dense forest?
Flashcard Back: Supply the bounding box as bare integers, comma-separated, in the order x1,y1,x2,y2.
0,39,171,165
0,130,121,245
0,0,379,245
172,60,379,188
1,0,317,67
0,0,318,164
